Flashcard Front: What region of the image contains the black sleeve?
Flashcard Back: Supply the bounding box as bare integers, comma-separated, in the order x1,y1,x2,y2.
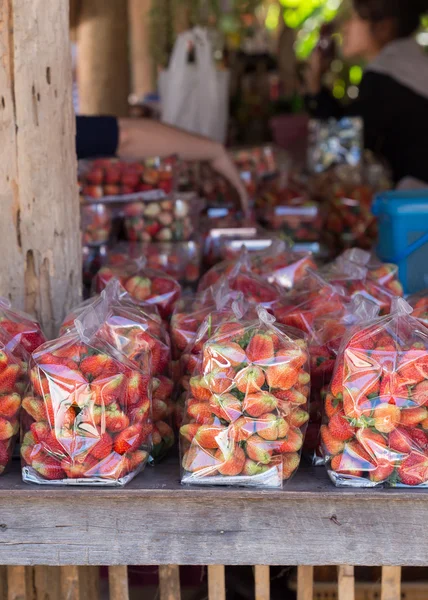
76,116,119,160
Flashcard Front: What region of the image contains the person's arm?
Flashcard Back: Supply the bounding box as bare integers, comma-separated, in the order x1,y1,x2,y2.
118,118,249,215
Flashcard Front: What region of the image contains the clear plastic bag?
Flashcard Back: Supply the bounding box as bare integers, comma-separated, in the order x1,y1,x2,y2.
408,291,428,327
81,203,113,246
180,306,310,488
0,298,46,355
322,298,428,487
21,290,153,485
338,248,404,297
94,257,181,320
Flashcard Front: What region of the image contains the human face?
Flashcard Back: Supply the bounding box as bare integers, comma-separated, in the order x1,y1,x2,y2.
341,10,381,60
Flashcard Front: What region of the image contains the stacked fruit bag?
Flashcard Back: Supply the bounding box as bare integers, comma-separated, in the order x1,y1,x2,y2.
94,258,181,320
0,302,46,475
408,291,428,326
180,306,310,487
322,298,428,487
307,296,380,463
60,281,174,461
21,292,153,485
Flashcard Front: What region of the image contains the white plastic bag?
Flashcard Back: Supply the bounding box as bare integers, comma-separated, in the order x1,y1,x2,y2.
159,27,229,143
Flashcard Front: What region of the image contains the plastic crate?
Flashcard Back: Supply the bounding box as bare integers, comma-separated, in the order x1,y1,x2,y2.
372,190,428,294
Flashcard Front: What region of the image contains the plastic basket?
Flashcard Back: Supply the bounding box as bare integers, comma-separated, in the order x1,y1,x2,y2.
372,189,428,294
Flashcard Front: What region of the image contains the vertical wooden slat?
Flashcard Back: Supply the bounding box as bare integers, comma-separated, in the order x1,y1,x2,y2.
297,566,314,600
159,566,181,600
254,566,270,600
60,566,80,600
32,566,61,600
108,566,129,600
208,566,226,600
79,567,100,600
7,566,26,600
338,565,355,600
381,566,401,600
0,567,7,600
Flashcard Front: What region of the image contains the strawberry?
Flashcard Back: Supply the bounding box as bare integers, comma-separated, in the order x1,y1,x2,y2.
128,398,150,423
90,433,113,460
94,453,130,479
369,458,395,483
265,358,299,391
256,414,289,441
325,393,342,418
413,381,428,407
243,392,278,417
280,453,300,480
288,408,310,428
127,449,149,471
275,388,307,406
398,451,428,486
21,431,39,465
124,276,152,302
154,420,174,447
0,393,21,418
80,354,118,380
105,405,130,433
246,435,274,464
356,429,388,461
152,399,168,421
180,423,200,443
410,428,428,451
209,393,242,423
0,364,20,393
202,342,247,371
153,376,173,402
246,333,275,364
182,446,218,474
0,351,9,372
330,360,344,398
30,368,49,396
92,374,125,407
187,402,213,425
276,427,303,453
328,411,355,441
230,416,256,441
242,459,269,477
0,442,10,467
400,406,428,427
32,453,65,480
373,404,401,433
126,372,150,406
235,365,265,394
0,418,14,442
205,368,235,395
320,425,345,456
194,424,226,449
189,376,211,402
215,445,246,475
114,424,145,454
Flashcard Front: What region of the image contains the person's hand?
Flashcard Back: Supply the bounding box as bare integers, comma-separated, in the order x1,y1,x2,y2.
303,49,323,95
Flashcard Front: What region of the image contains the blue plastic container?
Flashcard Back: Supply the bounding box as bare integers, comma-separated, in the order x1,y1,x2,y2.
372,190,428,294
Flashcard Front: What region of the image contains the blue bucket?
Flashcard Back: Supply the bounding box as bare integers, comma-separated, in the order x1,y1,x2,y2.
372,190,428,294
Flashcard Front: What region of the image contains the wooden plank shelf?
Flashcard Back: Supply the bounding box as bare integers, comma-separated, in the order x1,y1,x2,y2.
0,457,426,567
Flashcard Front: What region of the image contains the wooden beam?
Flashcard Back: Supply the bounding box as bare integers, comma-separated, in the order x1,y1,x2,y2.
381,566,401,600
338,565,355,600
254,566,270,600
0,0,81,337
108,566,129,600
77,0,130,116
128,0,153,100
208,566,225,600
159,566,181,600
297,566,313,600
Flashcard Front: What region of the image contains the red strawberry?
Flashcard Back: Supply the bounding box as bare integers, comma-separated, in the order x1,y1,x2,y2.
280,452,300,480
92,374,125,406
357,429,388,460
246,333,275,364
0,393,21,418
0,442,10,467
398,451,428,486
33,455,65,480
182,446,218,474
400,406,428,427
126,372,150,405
410,428,428,451
288,408,310,428
320,425,345,456
105,405,130,433
186,402,213,425
124,276,152,302
235,365,265,394
114,424,145,454
246,435,274,464
330,361,344,398
325,393,342,418
194,424,226,449
127,449,149,471
373,404,401,433
230,416,256,441
205,368,235,395
243,392,277,417
265,357,299,391
80,354,118,380
0,417,14,441
90,433,113,460
0,364,20,393
154,420,174,448
256,413,289,441
389,427,413,454
328,411,355,441
153,376,173,401
152,399,168,421
209,393,242,423
180,423,200,443
413,381,428,407
30,367,49,396
202,342,247,371
242,459,269,477
275,388,307,406
276,427,303,453
189,376,211,402
369,458,395,483
215,445,246,475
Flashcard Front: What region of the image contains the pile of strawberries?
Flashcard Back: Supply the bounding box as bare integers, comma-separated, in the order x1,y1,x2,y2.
322,300,428,487
95,259,181,320
22,327,152,485
180,309,310,487
408,292,428,327
80,157,175,199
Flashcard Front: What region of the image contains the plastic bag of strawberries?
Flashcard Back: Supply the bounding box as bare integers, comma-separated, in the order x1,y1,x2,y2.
60,281,174,462
0,298,46,355
180,305,310,488
94,257,181,320
322,298,428,487
21,292,153,485
407,291,428,327
306,296,380,464
338,248,403,297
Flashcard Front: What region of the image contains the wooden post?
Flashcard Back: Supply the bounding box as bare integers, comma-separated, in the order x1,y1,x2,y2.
0,0,81,338
128,0,153,101
108,566,129,600
159,566,181,600
77,0,130,116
